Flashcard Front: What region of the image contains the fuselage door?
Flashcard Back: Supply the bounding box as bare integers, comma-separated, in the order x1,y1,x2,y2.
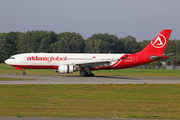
133,55,138,62
20,56,24,63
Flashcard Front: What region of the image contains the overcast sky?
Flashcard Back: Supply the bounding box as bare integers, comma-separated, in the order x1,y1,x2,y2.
0,0,180,41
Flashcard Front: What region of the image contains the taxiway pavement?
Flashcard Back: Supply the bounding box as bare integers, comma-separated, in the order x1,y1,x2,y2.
0,74,180,84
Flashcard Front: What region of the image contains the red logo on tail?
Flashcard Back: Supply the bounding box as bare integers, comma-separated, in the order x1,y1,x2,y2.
151,34,166,48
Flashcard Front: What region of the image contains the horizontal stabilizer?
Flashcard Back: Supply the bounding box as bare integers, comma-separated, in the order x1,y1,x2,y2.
150,53,175,61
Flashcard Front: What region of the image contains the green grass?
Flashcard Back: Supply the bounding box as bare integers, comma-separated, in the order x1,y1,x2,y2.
0,84,180,119
1,63,180,118
1,63,180,77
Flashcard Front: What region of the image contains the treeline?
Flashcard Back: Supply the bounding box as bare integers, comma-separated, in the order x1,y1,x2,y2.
0,30,180,65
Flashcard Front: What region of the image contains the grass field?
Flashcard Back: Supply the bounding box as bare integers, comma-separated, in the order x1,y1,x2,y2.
0,84,180,119
0,63,180,77
0,63,180,119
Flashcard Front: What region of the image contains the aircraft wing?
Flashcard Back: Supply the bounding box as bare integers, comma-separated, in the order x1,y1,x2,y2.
74,59,116,68
150,53,175,61
74,54,129,68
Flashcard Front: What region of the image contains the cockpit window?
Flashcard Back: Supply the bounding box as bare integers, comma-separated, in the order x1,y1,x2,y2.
9,57,15,59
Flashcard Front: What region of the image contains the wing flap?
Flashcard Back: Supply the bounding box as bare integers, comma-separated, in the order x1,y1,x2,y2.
75,60,112,68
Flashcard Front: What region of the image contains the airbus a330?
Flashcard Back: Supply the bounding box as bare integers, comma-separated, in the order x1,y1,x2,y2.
5,29,173,76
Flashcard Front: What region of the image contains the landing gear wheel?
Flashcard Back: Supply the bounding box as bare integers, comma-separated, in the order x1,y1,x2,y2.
80,67,94,77
84,73,88,76
22,69,26,75
90,73,94,77
84,73,94,77
22,72,26,75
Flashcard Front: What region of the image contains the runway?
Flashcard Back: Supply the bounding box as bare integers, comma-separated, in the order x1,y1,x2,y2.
0,74,180,84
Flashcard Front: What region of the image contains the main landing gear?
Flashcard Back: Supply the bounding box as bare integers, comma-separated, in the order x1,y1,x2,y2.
22,69,26,75
80,66,94,77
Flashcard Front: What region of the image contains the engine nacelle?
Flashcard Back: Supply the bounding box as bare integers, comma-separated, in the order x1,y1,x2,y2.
58,65,74,74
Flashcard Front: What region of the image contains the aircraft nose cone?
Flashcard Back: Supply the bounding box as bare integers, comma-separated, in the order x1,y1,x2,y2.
5,59,9,64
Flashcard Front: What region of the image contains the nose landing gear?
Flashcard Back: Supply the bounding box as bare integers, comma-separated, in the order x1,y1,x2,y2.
22,69,26,75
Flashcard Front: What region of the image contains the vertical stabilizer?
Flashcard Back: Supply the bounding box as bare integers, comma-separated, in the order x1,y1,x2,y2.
139,29,172,54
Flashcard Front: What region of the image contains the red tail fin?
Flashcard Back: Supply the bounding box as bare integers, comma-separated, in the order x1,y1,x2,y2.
139,29,172,54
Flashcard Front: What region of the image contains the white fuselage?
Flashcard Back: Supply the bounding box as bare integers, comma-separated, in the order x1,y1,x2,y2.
5,53,124,68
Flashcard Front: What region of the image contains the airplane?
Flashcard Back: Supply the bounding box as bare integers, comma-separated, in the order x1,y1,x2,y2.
5,29,174,76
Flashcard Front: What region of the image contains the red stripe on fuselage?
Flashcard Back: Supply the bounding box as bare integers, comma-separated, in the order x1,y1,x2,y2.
11,65,58,69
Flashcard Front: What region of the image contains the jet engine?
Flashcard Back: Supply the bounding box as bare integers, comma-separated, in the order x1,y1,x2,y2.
58,65,74,74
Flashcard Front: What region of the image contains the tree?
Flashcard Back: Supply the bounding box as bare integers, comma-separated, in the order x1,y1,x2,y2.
16,30,54,53
123,36,137,53
140,40,150,51
0,39,10,62
165,40,176,54
16,31,33,53
48,31,57,43
5,32,19,56
85,39,101,53
38,37,52,53
85,33,125,53
166,60,172,65
51,32,84,53
175,40,180,55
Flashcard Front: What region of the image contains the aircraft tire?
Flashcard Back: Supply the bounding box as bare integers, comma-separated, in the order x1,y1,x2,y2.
84,73,94,77
22,72,26,75
84,73,88,76
90,73,94,77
